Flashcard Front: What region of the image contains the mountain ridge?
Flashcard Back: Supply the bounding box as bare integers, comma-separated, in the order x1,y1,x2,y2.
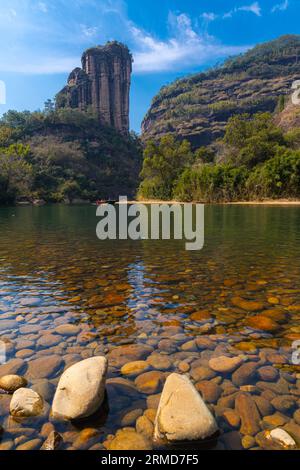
141,35,300,148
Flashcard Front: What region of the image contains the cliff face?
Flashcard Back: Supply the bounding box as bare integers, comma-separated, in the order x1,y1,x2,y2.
142,35,300,148
56,41,132,134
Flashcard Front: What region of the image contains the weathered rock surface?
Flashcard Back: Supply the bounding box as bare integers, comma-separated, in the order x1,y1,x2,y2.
142,36,300,147
40,431,63,450
268,428,296,448
10,388,44,417
52,356,107,420
56,41,132,135
0,375,27,393
154,373,218,443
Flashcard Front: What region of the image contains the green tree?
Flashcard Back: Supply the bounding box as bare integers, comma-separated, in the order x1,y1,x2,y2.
138,135,193,200
224,112,285,167
0,144,33,202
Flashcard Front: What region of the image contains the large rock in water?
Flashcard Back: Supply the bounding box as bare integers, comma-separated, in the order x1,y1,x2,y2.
52,357,107,420
154,373,218,444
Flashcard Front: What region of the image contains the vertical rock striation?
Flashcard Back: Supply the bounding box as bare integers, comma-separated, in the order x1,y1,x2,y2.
56,41,132,134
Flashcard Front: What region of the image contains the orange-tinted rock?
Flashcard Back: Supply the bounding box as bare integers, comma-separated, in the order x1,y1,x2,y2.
196,381,222,404
107,344,153,368
222,409,240,428
246,315,279,332
235,393,261,436
190,310,211,321
260,309,287,322
231,297,264,311
135,371,166,394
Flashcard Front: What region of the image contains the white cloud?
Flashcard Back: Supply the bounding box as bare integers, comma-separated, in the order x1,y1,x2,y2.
201,12,218,22
239,2,262,16
0,3,250,75
130,14,249,73
271,0,289,12
224,2,262,18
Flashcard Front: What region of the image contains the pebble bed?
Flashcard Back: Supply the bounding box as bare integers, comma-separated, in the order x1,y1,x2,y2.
0,205,300,450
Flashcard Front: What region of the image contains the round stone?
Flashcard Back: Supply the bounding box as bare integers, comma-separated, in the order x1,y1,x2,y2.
10,388,44,417
0,375,27,393
104,428,152,450
135,371,165,394
209,356,243,374
55,324,81,336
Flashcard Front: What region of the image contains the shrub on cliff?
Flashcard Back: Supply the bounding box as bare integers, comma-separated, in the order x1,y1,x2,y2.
224,112,286,167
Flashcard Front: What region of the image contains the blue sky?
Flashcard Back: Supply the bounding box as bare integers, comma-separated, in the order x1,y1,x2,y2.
0,0,299,132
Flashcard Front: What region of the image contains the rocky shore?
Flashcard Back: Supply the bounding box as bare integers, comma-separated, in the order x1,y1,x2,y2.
1,324,300,450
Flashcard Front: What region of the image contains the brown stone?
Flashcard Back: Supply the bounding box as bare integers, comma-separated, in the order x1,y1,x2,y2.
258,366,279,382
196,381,222,404
231,297,264,311
26,355,63,379
190,310,211,321
235,393,261,435
136,415,154,440
135,371,165,394
232,362,257,387
16,439,42,450
121,408,143,426
0,359,26,377
104,428,152,450
41,431,63,450
121,361,150,377
222,409,240,428
253,396,274,416
263,412,289,427
146,354,172,371
107,344,153,368
209,356,243,374
246,315,279,332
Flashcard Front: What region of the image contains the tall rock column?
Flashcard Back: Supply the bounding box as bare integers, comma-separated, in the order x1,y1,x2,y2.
56,41,132,135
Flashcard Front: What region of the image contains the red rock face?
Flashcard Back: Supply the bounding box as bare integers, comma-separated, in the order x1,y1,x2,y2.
56,41,132,135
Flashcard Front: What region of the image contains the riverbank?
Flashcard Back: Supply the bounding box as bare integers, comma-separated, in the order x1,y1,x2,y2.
124,199,300,205
2,198,300,208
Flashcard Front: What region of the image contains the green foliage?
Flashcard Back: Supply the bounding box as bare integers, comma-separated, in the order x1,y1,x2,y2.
246,148,300,199
194,146,215,164
0,108,142,204
0,144,33,203
139,109,300,202
138,135,193,200
174,165,249,202
224,112,286,167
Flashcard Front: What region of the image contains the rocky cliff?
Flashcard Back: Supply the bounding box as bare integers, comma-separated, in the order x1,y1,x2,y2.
56,41,132,135
142,35,300,148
